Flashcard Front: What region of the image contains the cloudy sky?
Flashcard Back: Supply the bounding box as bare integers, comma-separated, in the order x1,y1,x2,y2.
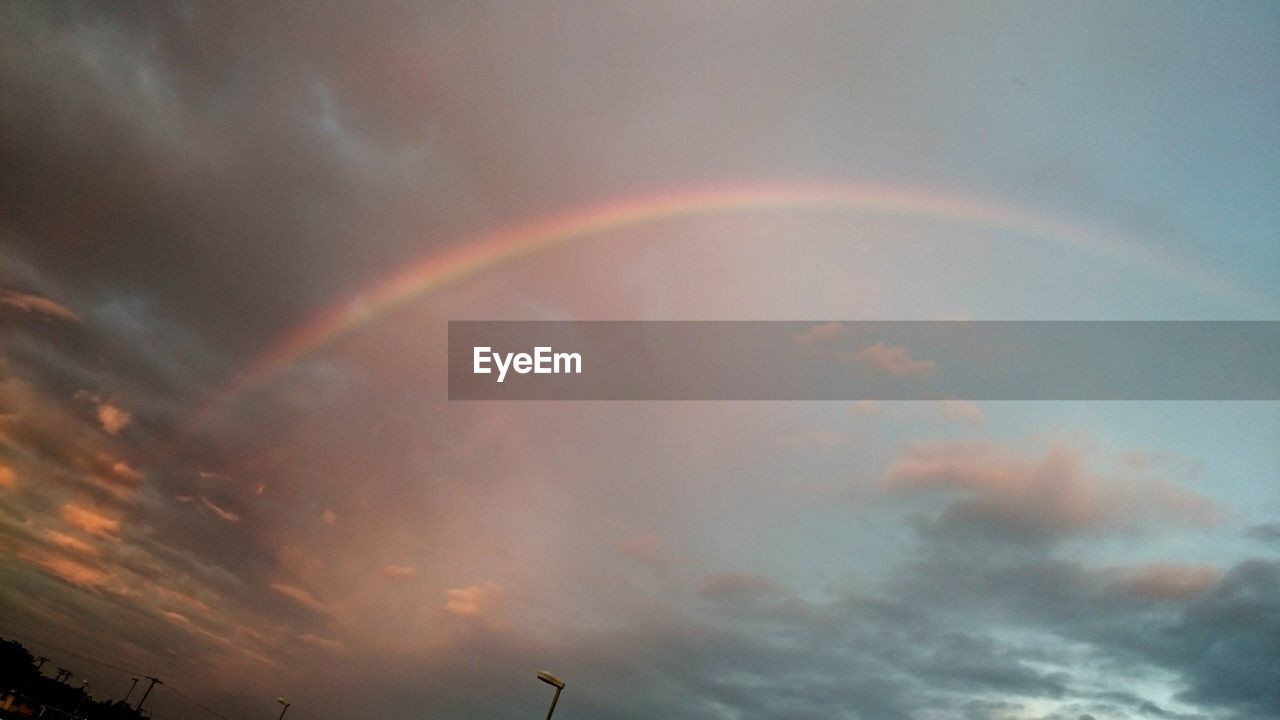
2,2,1279,719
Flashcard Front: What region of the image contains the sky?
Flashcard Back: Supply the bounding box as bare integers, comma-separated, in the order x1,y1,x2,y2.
1,2,1279,719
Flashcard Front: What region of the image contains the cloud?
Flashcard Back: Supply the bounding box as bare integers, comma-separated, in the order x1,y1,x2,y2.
0,464,16,491
0,289,83,322
1105,563,1223,600
938,399,985,426
74,390,133,435
298,633,346,654
618,532,675,568
60,503,121,539
882,442,1221,544
852,342,937,377
791,321,846,349
200,496,241,523
322,508,337,525
381,564,416,579
111,460,143,482
45,530,100,557
1247,522,1280,543
700,572,783,602
97,403,132,435
162,610,193,626
443,582,502,617
269,582,331,616
23,553,111,589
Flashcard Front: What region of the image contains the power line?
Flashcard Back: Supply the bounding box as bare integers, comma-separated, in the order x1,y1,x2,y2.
163,683,234,720
0,628,140,677
2,629,242,720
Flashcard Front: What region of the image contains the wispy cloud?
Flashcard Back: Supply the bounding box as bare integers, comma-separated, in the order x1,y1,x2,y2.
200,496,241,524
852,342,936,377
1,289,83,323
443,582,502,617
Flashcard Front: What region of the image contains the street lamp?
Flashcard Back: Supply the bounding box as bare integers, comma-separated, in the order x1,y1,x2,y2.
73,680,89,719
536,671,565,720
277,696,291,720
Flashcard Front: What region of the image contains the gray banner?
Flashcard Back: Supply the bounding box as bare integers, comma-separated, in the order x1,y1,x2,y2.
448,321,1280,400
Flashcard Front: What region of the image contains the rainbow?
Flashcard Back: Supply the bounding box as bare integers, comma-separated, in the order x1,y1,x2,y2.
195,181,1269,424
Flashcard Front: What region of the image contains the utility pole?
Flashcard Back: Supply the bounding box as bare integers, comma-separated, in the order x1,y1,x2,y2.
135,676,161,713
123,676,140,705
55,668,72,683
35,656,49,671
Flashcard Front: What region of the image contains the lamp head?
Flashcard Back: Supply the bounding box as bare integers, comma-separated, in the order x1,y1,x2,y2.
536,671,565,689
277,697,290,706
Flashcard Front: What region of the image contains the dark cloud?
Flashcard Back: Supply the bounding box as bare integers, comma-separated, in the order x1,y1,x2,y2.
1248,522,1280,544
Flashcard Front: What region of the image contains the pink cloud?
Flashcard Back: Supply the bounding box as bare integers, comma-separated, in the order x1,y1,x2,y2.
382,564,416,579
1,289,83,323
443,582,502,616
269,582,331,615
299,633,346,654
882,442,1220,539
1106,563,1223,600
162,610,193,626
938,399,985,426
791,321,847,349
619,532,675,568
201,496,241,523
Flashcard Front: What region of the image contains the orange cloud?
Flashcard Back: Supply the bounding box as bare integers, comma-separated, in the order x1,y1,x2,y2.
45,530,99,556
60,503,121,539
382,564,416,579
0,464,16,491
111,461,143,481
270,582,330,615
443,582,502,616
97,403,132,435
25,552,110,589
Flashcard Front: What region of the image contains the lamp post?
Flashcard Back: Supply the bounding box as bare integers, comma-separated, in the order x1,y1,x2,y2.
277,696,291,720
536,671,565,720
73,680,89,719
